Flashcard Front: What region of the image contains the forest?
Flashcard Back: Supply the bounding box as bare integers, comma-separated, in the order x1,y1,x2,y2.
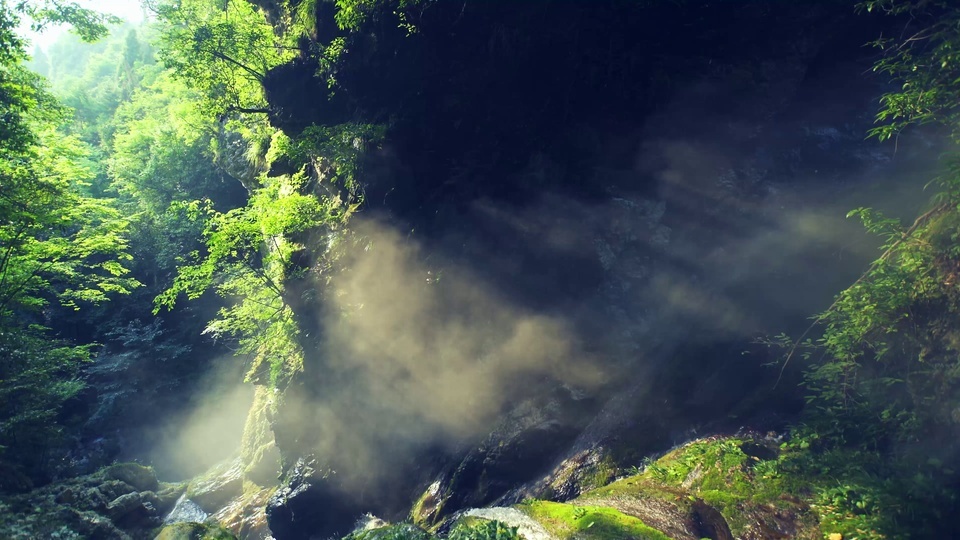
2,0,960,539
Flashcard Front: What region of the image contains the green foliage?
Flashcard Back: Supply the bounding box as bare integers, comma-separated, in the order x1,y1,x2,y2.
0,328,91,487
343,523,432,540
342,520,520,540
448,520,520,540
17,1,120,43
332,0,429,32
109,70,226,212
153,0,297,116
267,122,386,194
0,1,138,487
788,198,960,443
858,0,960,141
588,434,925,538
155,170,345,387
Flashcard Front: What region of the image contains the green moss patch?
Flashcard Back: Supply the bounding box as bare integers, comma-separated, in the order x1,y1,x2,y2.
568,434,905,540
519,500,672,540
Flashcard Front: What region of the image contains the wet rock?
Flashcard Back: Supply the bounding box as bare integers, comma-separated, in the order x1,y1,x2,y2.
266,458,362,540
187,458,244,513
211,485,275,540
102,463,159,492
138,490,162,513
352,513,389,533
414,392,588,527
506,448,619,503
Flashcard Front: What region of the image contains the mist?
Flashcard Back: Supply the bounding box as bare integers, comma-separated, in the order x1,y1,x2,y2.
149,21,950,515
264,121,944,498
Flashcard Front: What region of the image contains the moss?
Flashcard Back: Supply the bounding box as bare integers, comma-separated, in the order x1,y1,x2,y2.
448,519,521,540
519,500,672,540
240,386,278,486
154,521,238,540
569,435,908,539
343,523,432,540
100,462,160,492
410,480,446,530
579,454,619,492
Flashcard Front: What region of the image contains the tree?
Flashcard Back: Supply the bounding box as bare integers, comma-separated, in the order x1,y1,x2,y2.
151,0,297,116
0,1,137,488
860,0,960,141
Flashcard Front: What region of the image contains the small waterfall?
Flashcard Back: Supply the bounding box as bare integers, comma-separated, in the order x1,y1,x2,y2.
163,493,208,524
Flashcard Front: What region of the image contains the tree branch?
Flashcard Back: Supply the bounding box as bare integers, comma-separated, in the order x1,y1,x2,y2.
208,49,265,81
226,105,271,115
774,202,949,388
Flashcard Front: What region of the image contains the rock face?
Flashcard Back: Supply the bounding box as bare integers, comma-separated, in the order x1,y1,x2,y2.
261,5,939,529
266,458,365,540
187,458,245,514
413,391,595,527
350,434,833,540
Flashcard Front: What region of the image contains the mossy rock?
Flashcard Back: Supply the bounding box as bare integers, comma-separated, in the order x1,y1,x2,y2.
411,481,446,529
102,463,160,493
154,521,238,540
520,500,672,540
239,386,280,487
565,435,872,539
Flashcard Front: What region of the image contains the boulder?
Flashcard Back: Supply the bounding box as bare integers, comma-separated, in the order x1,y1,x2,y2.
98,479,137,501
106,492,143,520
102,463,159,492
266,458,363,540
413,392,587,527
106,491,161,529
